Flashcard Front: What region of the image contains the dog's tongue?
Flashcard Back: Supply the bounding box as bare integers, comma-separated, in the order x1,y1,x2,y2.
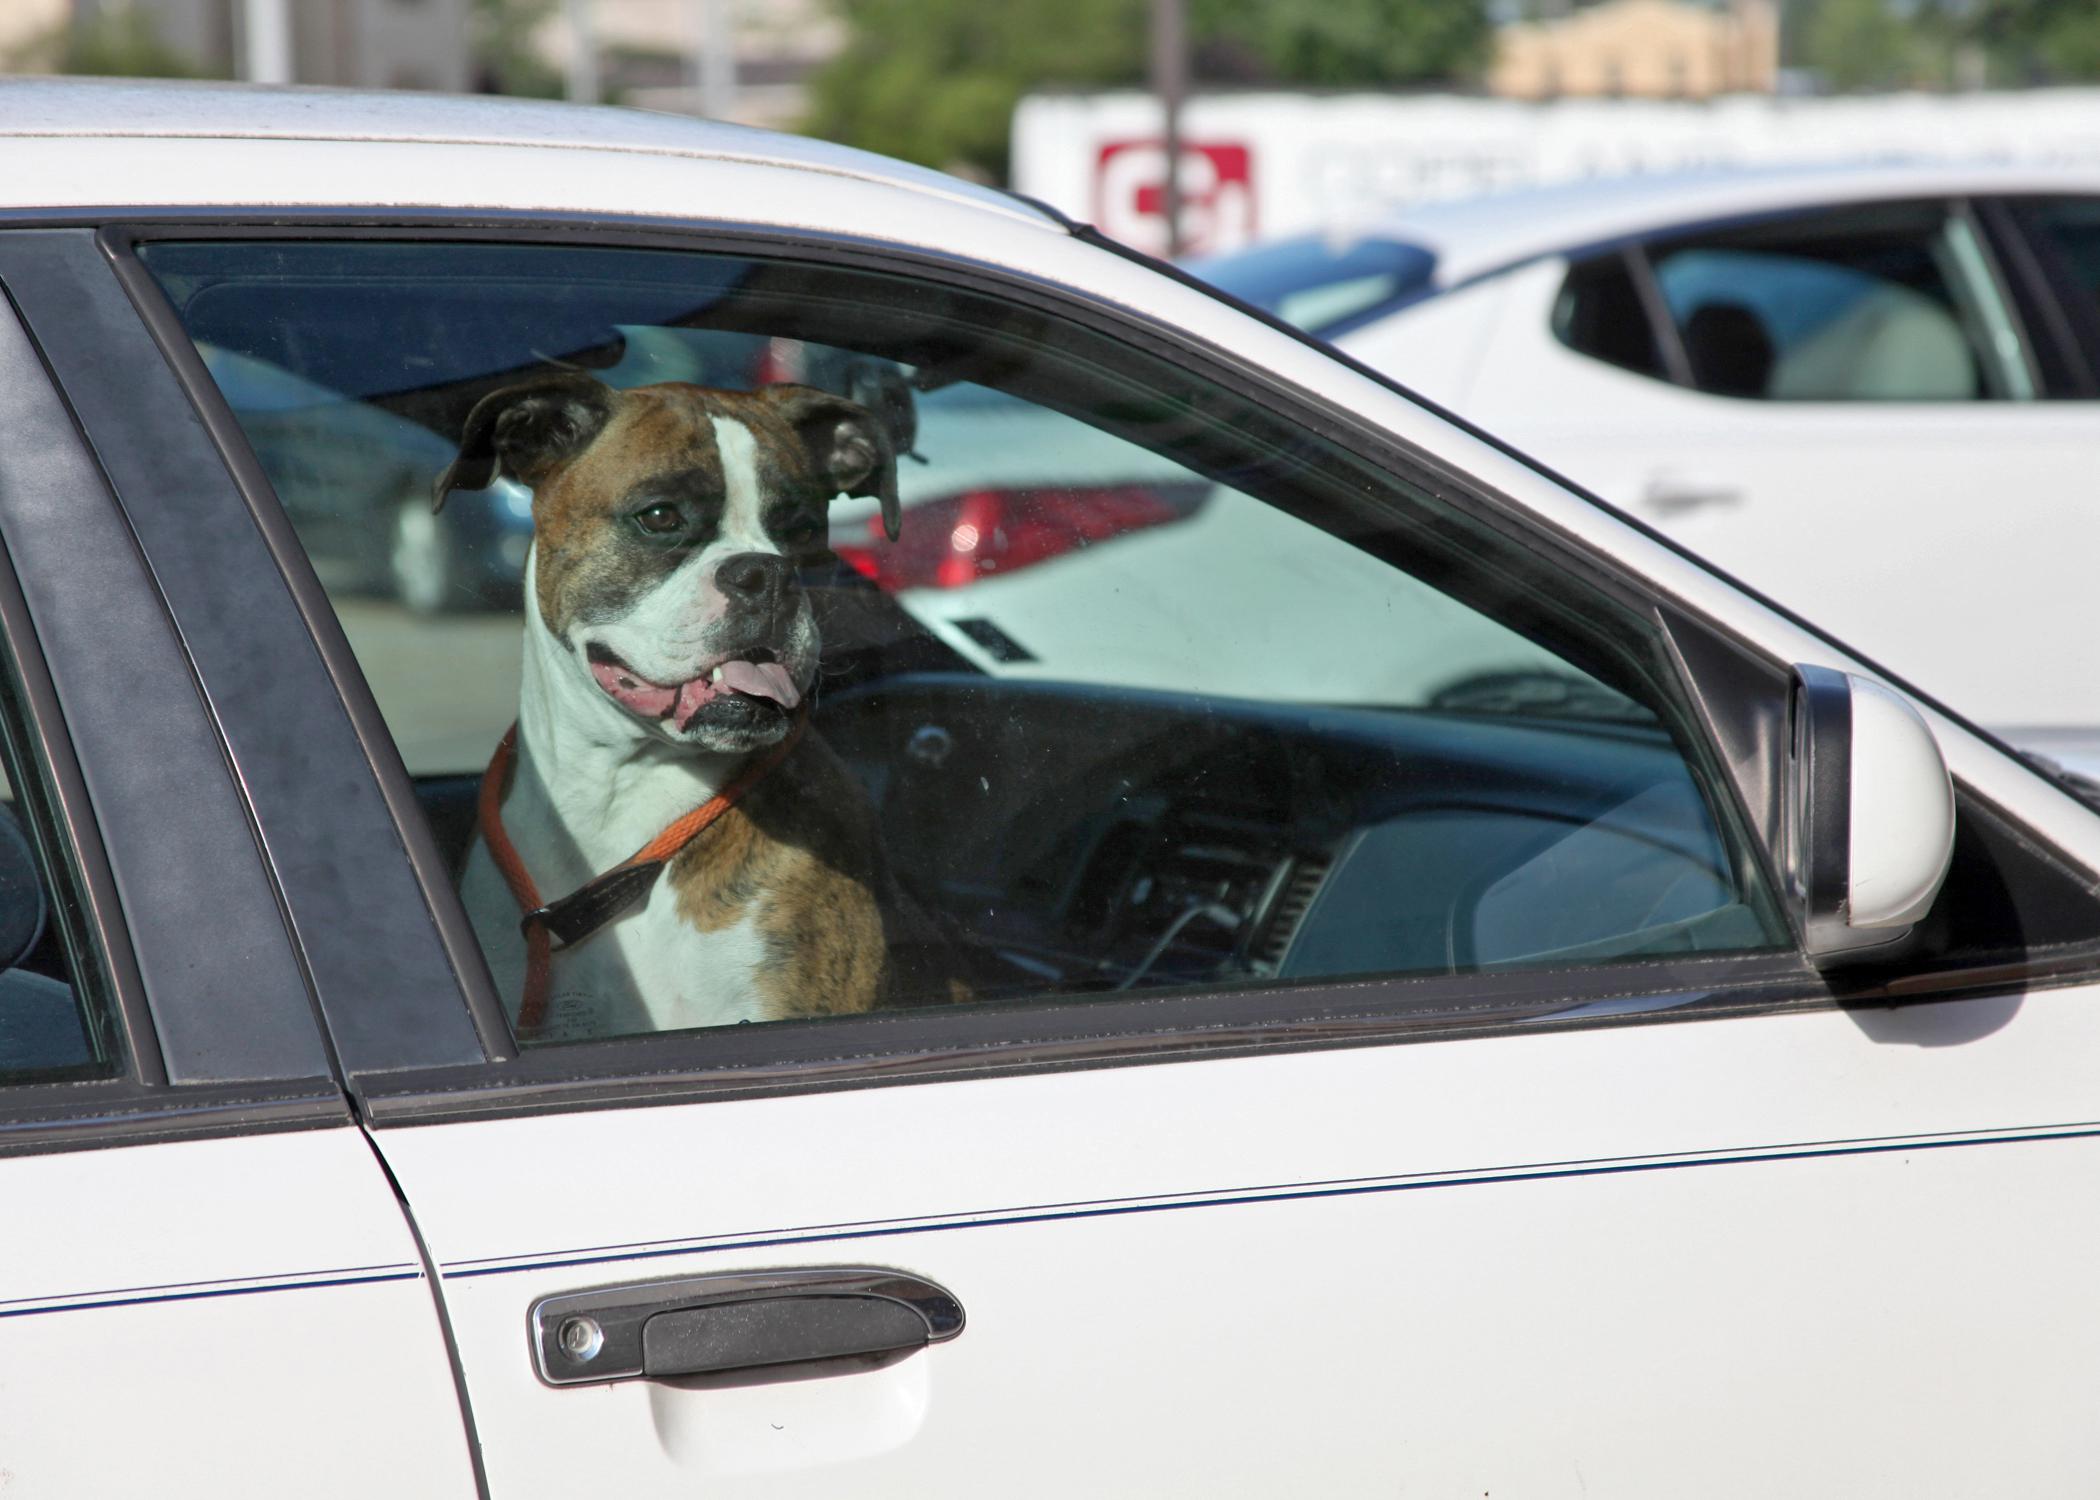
593,657,801,723
713,659,801,710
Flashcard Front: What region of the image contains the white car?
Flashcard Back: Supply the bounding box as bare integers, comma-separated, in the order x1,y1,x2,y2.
5,79,2100,1499
1195,164,2100,774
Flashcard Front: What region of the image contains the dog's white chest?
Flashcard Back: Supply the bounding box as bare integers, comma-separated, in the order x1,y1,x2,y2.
461,842,772,1041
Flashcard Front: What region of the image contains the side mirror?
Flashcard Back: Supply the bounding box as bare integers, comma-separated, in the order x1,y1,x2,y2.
1786,665,1955,966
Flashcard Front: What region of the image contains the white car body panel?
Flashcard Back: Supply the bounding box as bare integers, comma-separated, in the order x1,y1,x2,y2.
0,1127,476,1497
11,82,2100,1496
382,984,2100,1497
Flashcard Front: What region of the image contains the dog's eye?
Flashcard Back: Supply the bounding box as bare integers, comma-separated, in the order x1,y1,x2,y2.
632,503,684,536
779,516,822,548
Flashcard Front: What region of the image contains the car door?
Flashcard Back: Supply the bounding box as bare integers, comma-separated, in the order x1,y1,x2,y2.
1435,198,2100,763
110,217,2100,1498
0,235,478,1498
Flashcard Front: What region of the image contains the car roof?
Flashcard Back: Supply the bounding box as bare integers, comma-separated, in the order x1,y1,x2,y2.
0,76,1056,231
1328,160,2100,287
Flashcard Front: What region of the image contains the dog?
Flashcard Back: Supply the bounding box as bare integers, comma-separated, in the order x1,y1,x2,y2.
439,372,946,1042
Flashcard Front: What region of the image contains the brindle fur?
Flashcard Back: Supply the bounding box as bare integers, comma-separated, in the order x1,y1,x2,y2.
670,732,896,1018
447,374,963,1024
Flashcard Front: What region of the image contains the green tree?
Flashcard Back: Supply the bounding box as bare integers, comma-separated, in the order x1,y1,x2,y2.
804,0,1489,181
1966,0,2100,80
1198,0,1492,86
471,0,565,97
1798,0,1942,89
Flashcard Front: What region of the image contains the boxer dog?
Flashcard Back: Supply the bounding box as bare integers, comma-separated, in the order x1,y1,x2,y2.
440,372,941,1042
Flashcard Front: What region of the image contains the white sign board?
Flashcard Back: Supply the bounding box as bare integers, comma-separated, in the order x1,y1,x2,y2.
1013,89,2100,256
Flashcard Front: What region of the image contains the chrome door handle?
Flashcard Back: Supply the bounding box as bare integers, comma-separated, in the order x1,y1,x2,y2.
530,1267,965,1386
1642,472,1743,515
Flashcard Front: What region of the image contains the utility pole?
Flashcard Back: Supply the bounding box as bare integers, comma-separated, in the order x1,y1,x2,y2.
1149,0,1188,257
693,0,737,119
239,0,293,83
564,0,600,105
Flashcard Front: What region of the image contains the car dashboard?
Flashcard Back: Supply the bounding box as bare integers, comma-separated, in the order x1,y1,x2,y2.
817,673,1772,1002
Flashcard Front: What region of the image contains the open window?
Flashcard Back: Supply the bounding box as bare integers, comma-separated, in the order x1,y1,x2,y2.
138,237,1790,1046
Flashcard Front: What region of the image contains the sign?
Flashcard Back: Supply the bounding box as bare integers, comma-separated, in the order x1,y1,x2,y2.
1016,90,2100,256
1092,140,1256,257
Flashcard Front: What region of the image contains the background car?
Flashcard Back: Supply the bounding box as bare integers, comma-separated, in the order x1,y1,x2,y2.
6,80,2100,1499
1194,163,2100,774
197,341,538,612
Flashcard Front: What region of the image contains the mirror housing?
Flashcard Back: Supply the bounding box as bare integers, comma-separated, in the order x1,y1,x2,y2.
1786,665,1955,966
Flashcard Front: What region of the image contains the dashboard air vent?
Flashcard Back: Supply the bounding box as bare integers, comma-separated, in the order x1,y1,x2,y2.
1250,852,1333,972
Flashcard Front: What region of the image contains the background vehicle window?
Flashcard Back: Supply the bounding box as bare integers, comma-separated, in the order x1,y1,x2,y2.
141,240,1787,1047
1642,203,2027,401
0,638,116,1083
2015,196,2100,315
1552,252,1667,378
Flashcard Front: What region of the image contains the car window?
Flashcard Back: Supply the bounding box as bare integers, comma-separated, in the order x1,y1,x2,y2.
0,626,116,1084
1639,202,2030,401
1552,252,1668,379
1188,235,1438,337
139,239,1787,1048
2014,196,2100,315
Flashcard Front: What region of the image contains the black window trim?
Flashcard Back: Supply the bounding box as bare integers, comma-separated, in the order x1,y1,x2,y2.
0,393,350,1150
3,227,499,1080
0,256,355,1154
1619,242,1695,386
1985,193,2100,398
86,209,2100,1126
1947,196,2052,400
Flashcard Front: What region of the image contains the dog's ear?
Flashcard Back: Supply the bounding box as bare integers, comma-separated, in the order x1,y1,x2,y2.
759,384,902,542
434,373,614,513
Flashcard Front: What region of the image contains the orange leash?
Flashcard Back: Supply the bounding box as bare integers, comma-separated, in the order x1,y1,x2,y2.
478,712,807,1037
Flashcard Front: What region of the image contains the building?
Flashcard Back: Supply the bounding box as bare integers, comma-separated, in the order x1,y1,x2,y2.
534,0,845,129
5,1,834,127
0,0,72,64
1490,0,1779,100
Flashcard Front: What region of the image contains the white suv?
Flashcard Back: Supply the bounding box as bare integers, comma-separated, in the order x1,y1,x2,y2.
1196,164,2100,773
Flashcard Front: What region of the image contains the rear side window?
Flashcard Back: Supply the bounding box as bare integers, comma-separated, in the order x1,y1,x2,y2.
1645,202,2027,401
0,625,115,1084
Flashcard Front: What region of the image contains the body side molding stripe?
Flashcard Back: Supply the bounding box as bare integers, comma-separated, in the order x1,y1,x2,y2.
440,1116,2100,1280
0,1263,422,1319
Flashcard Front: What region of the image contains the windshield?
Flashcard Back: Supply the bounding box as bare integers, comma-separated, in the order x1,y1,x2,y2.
1187,234,1437,336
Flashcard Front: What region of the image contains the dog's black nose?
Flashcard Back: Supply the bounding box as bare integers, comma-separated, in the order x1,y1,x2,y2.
715,551,792,610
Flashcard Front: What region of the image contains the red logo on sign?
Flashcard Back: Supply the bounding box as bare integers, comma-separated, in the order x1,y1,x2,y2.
1094,140,1256,257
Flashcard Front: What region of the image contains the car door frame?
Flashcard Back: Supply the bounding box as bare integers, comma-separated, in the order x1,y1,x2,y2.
0,228,350,1135
0,231,486,1499
43,204,2100,1126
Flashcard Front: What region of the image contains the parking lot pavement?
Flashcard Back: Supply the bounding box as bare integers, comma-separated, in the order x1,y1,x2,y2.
333,596,524,777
